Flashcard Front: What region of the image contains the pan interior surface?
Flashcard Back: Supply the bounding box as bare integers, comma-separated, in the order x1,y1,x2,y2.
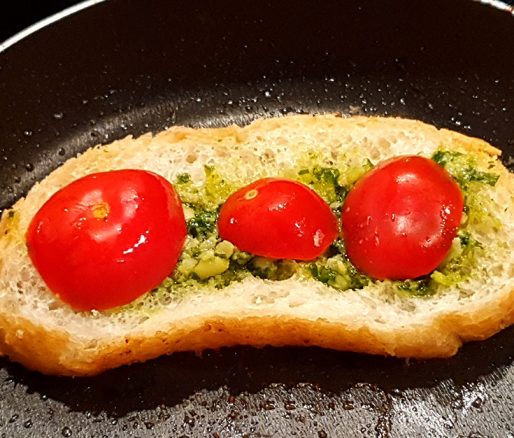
0,0,513,436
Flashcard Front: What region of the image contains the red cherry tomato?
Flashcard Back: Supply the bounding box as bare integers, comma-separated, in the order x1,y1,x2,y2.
342,156,464,280
26,170,187,311
218,178,338,260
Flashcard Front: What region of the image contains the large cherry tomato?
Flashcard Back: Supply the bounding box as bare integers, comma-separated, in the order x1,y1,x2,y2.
218,178,338,260
26,170,187,311
341,156,464,280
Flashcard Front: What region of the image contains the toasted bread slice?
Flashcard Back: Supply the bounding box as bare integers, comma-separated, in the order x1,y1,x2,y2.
0,115,513,376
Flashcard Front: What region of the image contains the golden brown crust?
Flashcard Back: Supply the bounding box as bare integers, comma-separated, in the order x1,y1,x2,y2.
0,313,72,375
0,312,459,376
9,281,514,376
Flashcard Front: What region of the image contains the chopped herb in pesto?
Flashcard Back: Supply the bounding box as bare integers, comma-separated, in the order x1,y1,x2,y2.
432,149,502,233
249,257,297,281
309,240,370,290
204,165,235,206
295,160,372,210
176,173,191,184
187,210,217,238
432,150,499,189
430,231,482,286
396,278,433,296
297,166,347,206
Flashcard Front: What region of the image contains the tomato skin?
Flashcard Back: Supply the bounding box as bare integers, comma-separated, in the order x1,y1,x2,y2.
342,156,464,280
218,178,338,260
26,170,187,311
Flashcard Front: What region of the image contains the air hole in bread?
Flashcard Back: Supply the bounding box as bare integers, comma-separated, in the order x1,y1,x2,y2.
377,138,391,150
137,316,149,325
20,268,31,282
48,300,61,311
369,148,381,161
186,153,197,163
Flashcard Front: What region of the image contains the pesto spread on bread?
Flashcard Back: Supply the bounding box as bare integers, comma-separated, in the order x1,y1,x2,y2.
141,149,499,306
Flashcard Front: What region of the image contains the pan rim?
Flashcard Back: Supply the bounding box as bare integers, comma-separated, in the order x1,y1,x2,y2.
477,0,514,13
0,0,512,55
0,0,107,53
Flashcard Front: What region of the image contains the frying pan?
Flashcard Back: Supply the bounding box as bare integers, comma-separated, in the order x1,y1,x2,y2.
1,0,514,436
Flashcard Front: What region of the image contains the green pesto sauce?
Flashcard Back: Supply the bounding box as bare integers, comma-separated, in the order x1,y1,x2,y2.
125,148,499,310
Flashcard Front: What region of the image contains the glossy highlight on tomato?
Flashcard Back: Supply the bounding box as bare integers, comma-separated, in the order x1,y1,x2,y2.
26,170,187,311
342,156,464,280
218,178,338,260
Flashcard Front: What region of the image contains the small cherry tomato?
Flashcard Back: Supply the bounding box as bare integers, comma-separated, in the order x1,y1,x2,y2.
218,178,338,260
26,169,187,311
341,156,464,280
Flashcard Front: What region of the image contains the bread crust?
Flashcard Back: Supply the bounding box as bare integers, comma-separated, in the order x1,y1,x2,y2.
2,281,514,376
0,114,513,376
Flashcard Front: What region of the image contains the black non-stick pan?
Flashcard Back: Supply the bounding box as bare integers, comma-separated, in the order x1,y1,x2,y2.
1,0,514,436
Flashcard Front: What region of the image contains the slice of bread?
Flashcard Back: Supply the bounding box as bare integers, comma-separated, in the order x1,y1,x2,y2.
0,115,513,376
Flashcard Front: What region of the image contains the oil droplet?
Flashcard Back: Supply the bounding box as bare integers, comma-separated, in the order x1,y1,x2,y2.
58,148,66,156
262,401,275,410
342,400,355,410
61,426,72,437
471,397,483,409
25,163,34,172
23,419,32,428
441,206,451,219
23,130,33,137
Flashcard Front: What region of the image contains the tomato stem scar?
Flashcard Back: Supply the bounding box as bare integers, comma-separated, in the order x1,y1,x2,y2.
91,202,110,220
244,189,258,200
